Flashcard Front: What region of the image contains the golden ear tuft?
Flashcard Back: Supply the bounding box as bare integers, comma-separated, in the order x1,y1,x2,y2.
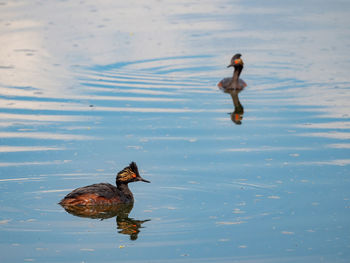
234,59,243,65
117,162,140,182
117,167,133,181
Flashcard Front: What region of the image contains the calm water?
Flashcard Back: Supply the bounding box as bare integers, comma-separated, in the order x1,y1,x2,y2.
1,0,350,262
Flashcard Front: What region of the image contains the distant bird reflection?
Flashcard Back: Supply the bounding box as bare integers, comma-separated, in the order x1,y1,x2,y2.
60,203,150,240
228,90,244,125
218,53,246,125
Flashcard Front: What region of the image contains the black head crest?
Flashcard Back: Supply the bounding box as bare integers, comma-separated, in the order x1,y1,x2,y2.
129,162,140,177
232,53,242,60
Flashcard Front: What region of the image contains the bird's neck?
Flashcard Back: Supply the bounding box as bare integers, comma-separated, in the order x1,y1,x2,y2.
117,182,134,201
232,66,243,86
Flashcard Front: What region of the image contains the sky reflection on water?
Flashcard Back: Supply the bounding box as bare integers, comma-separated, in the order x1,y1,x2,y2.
1,0,350,262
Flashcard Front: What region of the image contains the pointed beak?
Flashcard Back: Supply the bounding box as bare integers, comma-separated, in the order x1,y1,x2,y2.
139,177,150,183
227,64,233,68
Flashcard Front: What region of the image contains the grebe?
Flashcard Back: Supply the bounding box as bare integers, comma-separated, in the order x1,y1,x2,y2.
59,162,150,206
217,53,247,91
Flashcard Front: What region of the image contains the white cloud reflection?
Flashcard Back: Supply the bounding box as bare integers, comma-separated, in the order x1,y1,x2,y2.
223,146,312,152
0,98,225,113
0,87,186,102
0,113,92,122
0,177,42,182
296,122,350,129
0,160,70,167
0,146,65,153
327,143,350,149
299,132,350,140
296,159,350,167
0,132,94,141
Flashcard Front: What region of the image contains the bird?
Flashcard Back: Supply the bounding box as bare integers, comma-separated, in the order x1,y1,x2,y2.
59,162,150,206
217,53,247,91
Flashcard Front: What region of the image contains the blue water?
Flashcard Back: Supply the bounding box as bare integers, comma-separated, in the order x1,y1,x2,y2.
1,0,350,262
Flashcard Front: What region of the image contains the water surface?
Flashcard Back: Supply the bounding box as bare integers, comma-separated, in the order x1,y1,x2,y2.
1,0,350,262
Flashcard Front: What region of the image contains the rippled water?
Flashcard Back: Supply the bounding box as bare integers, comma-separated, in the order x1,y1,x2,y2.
1,0,350,262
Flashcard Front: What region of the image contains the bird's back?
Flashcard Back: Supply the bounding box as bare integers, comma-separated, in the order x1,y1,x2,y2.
64,183,119,198
60,183,122,206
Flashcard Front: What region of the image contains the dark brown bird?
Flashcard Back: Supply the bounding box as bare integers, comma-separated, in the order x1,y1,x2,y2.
59,162,150,206
217,53,247,91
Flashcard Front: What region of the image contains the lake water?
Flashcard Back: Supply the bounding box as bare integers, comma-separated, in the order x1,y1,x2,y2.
1,0,350,262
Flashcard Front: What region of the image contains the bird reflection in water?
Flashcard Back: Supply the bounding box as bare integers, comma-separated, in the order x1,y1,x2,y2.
60,203,150,240
227,90,244,125
217,53,247,125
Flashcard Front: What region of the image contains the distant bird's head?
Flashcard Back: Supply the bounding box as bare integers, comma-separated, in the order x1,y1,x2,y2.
117,162,150,184
227,53,244,68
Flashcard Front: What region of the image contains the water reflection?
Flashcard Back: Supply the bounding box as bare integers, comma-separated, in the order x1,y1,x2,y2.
218,88,245,125
60,203,150,240
227,90,244,125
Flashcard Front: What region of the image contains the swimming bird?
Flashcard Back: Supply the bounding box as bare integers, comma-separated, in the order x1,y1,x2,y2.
59,162,150,206
217,53,247,91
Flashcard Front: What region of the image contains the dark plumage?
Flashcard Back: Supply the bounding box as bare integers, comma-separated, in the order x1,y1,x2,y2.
218,53,247,91
59,162,150,206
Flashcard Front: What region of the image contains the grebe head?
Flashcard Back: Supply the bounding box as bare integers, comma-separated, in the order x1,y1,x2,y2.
117,162,150,184
227,53,243,68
